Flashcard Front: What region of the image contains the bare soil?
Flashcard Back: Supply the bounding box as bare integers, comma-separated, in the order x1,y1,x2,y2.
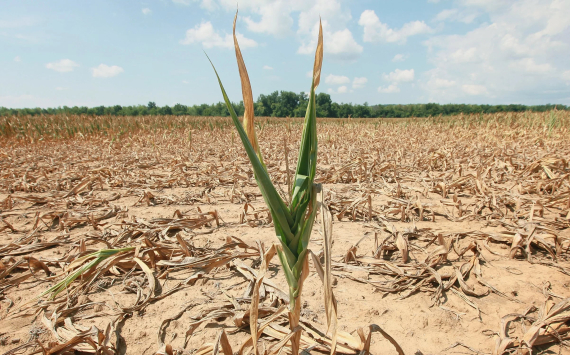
0,116,569,355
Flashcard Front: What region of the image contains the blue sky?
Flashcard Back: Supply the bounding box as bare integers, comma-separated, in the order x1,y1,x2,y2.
1,0,570,108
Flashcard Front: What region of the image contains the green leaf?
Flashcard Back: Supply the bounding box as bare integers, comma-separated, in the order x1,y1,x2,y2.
206,54,294,243
295,81,318,184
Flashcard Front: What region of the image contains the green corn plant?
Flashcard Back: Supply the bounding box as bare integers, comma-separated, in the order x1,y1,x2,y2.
207,12,322,354
39,247,134,300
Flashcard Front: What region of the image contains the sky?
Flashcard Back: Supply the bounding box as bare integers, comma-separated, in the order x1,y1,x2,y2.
1,0,570,108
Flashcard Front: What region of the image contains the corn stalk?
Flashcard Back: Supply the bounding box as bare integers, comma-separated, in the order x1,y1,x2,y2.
207,11,323,355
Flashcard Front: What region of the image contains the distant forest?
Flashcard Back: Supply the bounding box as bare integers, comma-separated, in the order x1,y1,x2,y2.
1,91,567,118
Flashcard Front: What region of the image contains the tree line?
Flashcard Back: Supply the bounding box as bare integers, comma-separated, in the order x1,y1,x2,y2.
1,91,567,118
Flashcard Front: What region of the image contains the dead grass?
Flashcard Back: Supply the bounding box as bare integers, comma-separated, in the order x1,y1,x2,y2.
0,112,569,355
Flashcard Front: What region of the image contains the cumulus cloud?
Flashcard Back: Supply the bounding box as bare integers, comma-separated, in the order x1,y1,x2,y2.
359,10,433,44
431,78,456,88
325,28,363,61
180,21,257,49
325,74,350,85
352,77,368,89
327,86,348,94
243,1,294,37
172,0,217,11
383,69,415,83
142,8,151,15
91,64,124,78
217,0,362,61
378,84,400,93
462,84,488,96
46,59,79,73
392,54,407,62
434,8,479,23
422,0,570,102
509,58,553,74
449,47,479,63
298,21,363,61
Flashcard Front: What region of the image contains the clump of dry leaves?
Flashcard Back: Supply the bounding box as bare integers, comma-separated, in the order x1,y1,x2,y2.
0,111,569,354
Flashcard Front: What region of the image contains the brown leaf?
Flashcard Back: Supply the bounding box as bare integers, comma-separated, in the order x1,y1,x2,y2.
233,10,259,156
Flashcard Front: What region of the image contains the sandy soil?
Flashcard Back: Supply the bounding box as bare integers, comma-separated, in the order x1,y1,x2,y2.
0,118,569,355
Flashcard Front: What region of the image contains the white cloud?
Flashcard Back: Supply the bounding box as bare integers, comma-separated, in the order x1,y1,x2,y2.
325,74,350,85
392,54,407,62
182,80,189,84
45,59,79,73
383,69,415,82
449,47,479,63
435,9,458,22
55,87,67,91
172,0,217,11
91,64,124,78
263,65,274,70
327,28,363,61
194,0,361,61
180,21,257,49
431,78,456,88
378,84,400,93
352,77,368,89
200,0,217,11
298,21,363,61
142,8,151,15
244,1,294,37
328,86,348,94
13,56,21,62
434,9,479,23
359,10,433,44
422,0,570,102
462,84,488,95
510,57,553,74
563,71,570,82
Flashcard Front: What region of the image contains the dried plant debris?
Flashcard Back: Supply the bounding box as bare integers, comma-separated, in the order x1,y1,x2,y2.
0,110,569,354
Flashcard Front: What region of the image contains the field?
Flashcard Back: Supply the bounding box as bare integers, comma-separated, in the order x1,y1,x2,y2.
0,111,569,355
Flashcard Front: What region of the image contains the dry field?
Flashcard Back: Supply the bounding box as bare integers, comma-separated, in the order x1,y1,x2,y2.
0,112,569,355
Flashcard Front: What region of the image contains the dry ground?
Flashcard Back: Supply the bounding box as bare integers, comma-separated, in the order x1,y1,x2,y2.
0,113,569,355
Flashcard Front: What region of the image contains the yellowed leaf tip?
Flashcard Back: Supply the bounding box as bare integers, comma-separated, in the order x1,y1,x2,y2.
312,18,323,89
233,10,258,154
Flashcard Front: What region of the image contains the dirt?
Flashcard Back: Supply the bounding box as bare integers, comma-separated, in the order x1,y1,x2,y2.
0,116,569,355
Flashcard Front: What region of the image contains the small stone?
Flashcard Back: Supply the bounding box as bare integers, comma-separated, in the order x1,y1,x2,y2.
352,269,369,280
77,295,91,305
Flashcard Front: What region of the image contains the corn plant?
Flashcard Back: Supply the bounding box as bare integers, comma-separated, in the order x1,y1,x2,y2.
207,12,323,353
39,247,134,300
